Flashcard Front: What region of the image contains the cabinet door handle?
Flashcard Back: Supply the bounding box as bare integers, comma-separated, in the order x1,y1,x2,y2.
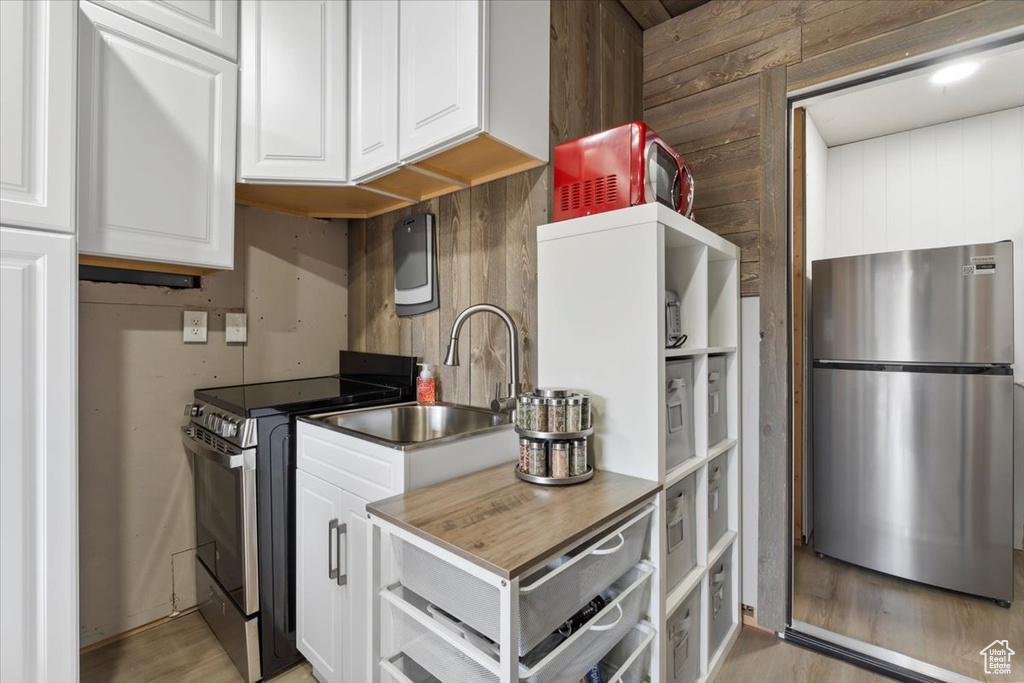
336,522,347,587
328,518,339,581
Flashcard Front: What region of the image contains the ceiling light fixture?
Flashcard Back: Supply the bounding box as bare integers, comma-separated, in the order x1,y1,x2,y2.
930,61,980,85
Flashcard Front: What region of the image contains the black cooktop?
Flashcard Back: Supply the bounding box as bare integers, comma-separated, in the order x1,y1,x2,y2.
195,376,404,418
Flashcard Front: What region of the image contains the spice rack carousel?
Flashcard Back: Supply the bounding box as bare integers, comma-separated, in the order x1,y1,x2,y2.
514,388,594,485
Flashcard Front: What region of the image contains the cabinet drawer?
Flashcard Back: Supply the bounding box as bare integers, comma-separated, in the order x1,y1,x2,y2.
393,505,653,656
382,562,654,683
297,422,395,501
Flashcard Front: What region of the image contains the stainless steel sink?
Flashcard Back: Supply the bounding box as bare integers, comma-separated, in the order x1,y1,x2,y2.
309,402,510,450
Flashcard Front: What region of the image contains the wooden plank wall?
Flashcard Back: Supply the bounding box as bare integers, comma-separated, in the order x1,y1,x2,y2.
642,0,1023,632
642,0,1021,298
347,0,643,403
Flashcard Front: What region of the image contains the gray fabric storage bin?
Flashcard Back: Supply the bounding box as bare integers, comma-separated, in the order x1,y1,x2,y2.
708,552,734,659
665,473,697,591
707,455,729,548
708,355,727,447
665,359,696,471
668,586,701,683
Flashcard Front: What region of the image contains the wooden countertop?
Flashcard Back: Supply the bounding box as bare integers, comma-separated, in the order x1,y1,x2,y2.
366,464,661,580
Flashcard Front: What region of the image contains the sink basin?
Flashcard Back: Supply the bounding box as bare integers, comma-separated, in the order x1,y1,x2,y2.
310,403,510,449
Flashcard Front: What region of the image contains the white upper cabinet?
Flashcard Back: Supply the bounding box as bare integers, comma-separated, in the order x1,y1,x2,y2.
0,0,76,233
78,2,237,269
238,0,347,183
348,0,398,181
88,0,238,60
398,0,482,161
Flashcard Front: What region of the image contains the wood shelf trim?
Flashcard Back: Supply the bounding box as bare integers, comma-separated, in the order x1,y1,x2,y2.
78,254,220,276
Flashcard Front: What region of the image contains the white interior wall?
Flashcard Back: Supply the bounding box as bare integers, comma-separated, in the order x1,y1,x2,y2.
78,207,349,645
807,106,1024,549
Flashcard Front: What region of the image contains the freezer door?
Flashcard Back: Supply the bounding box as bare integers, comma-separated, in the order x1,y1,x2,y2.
812,366,1014,601
812,242,1014,364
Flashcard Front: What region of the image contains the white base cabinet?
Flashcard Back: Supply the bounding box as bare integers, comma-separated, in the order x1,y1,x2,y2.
296,417,514,683
78,1,237,269
0,227,77,683
0,0,76,233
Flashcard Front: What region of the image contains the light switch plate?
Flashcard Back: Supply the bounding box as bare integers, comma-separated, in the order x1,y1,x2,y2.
226,312,247,343
183,310,208,343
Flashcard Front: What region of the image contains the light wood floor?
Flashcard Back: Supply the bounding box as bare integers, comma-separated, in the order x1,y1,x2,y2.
82,609,895,683
714,628,889,683
794,545,1024,682
80,612,314,683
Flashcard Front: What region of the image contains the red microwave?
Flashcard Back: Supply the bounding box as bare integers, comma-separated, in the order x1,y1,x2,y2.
553,121,694,222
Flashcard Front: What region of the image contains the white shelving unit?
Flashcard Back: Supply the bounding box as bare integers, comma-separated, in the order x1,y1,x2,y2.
537,203,742,683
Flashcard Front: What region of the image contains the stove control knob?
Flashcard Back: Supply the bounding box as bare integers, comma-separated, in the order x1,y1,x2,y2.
183,403,203,417
220,420,238,438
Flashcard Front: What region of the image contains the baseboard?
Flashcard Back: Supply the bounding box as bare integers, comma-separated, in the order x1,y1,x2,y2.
741,605,773,633
79,606,199,655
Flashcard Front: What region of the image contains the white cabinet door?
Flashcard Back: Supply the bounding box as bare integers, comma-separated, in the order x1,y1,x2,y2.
88,0,238,59
398,0,482,160
296,469,347,682
0,0,75,233
0,227,77,683
339,487,371,683
238,0,347,182
349,0,398,181
78,2,237,269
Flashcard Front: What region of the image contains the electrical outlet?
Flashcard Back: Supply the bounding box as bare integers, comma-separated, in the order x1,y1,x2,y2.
226,312,247,343
183,310,208,343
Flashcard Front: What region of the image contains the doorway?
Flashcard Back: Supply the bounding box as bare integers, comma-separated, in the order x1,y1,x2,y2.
788,39,1024,682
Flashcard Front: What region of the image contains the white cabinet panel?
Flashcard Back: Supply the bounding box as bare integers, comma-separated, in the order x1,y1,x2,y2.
78,2,237,268
0,227,77,683
296,470,347,682
0,0,75,233
89,0,238,59
238,0,347,182
348,0,398,181
340,488,370,683
398,0,482,160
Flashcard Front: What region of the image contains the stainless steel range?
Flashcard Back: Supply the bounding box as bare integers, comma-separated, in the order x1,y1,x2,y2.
181,351,416,681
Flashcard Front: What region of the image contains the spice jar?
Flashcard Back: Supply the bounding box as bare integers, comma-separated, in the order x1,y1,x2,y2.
528,441,547,476
551,441,570,478
566,396,584,432
571,439,588,476
580,395,592,430
549,398,567,433
519,437,531,473
531,397,548,432
517,396,533,431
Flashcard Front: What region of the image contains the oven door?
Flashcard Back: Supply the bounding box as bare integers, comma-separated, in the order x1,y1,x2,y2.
182,425,259,615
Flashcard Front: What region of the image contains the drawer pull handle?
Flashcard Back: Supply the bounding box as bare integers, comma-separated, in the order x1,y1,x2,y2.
588,603,624,632
591,532,625,556
336,522,347,587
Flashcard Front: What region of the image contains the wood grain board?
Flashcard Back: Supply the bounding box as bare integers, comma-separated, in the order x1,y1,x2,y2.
367,464,661,579
792,107,806,546
794,547,1024,682
348,0,642,402
641,0,1017,298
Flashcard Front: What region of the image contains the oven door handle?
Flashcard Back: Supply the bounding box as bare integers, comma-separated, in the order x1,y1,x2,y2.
182,426,247,470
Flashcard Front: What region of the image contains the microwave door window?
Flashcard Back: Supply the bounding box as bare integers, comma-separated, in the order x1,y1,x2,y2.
654,145,681,209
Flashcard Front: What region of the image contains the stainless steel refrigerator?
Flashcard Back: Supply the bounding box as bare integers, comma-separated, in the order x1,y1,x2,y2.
812,241,1015,605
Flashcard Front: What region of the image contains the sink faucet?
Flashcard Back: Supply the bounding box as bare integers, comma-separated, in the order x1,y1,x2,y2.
443,304,522,413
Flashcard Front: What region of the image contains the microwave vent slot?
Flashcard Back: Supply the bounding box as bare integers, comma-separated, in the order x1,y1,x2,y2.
559,175,619,213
